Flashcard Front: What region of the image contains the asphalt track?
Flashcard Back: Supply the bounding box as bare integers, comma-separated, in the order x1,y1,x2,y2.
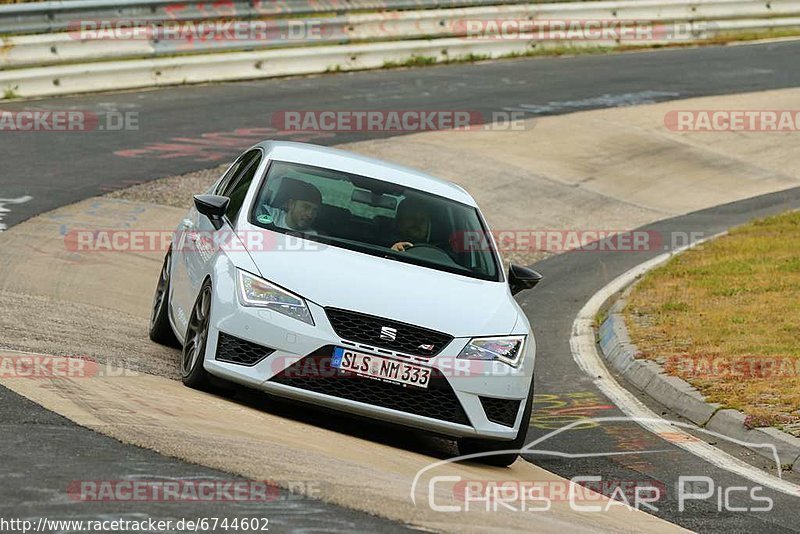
0,385,415,533
2,40,800,532
522,187,800,532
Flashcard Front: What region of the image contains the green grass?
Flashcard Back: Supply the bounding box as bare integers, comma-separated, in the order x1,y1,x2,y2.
2,86,19,100
382,55,437,68
625,210,800,433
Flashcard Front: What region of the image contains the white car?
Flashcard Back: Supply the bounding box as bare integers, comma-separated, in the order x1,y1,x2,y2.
149,141,542,466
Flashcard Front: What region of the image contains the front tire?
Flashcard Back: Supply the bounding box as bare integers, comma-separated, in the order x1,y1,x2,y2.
149,250,179,347
182,280,214,390
457,385,535,467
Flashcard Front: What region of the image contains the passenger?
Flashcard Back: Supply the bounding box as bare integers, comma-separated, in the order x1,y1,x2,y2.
260,181,322,235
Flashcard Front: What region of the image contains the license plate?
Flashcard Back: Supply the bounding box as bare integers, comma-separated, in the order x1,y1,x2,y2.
331,347,431,389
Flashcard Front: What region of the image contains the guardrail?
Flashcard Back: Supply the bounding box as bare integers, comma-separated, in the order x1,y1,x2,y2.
1,0,799,100
4,0,800,69
0,0,575,35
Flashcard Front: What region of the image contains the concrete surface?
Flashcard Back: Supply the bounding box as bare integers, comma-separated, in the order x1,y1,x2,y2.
340,86,800,232
706,409,800,468
0,198,182,377
0,382,416,534
0,353,683,533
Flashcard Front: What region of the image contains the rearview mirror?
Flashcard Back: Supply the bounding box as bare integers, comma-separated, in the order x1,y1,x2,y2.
194,194,229,230
508,264,542,295
351,188,398,210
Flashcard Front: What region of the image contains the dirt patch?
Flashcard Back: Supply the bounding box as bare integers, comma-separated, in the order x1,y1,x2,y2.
0,289,180,379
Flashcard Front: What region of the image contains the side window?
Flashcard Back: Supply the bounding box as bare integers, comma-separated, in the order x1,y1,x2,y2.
224,153,263,223
215,159,243,195
215,150,260,195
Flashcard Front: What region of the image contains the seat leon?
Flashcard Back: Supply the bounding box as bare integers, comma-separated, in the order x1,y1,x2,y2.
149,141,542,466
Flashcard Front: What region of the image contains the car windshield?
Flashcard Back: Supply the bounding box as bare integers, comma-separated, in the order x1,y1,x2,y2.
249,160,501,281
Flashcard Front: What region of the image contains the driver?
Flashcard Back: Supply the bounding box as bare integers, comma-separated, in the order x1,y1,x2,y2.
389,197,433,252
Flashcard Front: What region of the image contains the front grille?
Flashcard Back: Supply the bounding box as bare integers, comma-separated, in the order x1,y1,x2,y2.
269,348,470,425
215,332,275,366
325,307,453,357
479,396,521,427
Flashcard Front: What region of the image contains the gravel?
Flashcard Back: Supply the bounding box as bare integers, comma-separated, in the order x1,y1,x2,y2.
107,164,227,209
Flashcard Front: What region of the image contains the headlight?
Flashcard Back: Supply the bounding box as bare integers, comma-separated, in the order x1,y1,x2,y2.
457,336,526,367
237,270,314,325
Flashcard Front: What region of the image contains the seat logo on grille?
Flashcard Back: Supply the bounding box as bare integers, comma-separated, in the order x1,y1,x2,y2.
379,326,397,341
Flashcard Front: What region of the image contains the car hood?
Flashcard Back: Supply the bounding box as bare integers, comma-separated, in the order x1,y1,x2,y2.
238,226,519,337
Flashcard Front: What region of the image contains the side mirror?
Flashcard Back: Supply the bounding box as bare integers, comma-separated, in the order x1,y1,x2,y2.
508,264,542,295
193,195,229,230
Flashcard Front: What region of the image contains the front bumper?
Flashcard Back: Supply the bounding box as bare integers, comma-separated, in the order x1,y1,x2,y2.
203,294,534,440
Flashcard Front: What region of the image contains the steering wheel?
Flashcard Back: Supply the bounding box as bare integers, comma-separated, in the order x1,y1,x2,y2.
402,243,460,266
404,243,439,251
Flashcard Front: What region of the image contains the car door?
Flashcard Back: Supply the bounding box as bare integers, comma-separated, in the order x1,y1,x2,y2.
170,150,260,336
182,149,264,316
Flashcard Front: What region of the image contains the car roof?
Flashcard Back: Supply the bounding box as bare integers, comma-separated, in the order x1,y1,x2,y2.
254,140,478,207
